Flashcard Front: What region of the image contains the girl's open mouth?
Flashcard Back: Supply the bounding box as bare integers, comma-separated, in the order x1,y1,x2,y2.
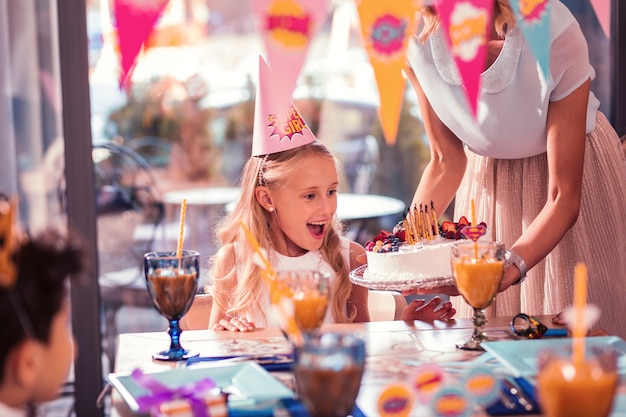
307,222,325,238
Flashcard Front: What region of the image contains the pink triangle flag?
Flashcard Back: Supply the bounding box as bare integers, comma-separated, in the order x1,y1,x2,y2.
113,0,169,89
252,0,329,115
355,0,421,145
251,56,317,157
436,0,493,117
590,0,610,39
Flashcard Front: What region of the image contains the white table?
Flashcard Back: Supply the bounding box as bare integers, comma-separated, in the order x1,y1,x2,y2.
161,186,241,262
162,186,241,207
335,193,405,221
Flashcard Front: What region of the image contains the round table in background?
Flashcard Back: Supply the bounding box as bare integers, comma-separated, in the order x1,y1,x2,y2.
335,193,405,221
162,186,241,207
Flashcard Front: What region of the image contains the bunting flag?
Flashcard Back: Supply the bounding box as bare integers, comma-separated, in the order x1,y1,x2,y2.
589,0,610,39
435,0,493,117
355,0,421,145
251,0,328,115
113,0,169,88
510,0,551,81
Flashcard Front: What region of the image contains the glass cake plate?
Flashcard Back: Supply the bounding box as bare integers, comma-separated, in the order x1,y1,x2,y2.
349,264,455,291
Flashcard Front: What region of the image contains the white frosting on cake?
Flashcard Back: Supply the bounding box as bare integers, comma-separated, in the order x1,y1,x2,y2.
364,238,455,282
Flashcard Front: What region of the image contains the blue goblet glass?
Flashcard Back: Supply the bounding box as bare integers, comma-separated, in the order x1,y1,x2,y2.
144,250,200,361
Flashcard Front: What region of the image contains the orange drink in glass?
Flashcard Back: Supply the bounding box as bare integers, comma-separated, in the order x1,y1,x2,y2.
536,350,618,417
278,270,329,333
451,241,505,350
453,257,504,309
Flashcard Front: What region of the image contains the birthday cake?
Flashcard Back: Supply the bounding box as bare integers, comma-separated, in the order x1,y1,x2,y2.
364,237,456,283
362,215,487,284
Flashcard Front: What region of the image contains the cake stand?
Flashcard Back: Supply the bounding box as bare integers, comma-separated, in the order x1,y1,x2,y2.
349,264,455,292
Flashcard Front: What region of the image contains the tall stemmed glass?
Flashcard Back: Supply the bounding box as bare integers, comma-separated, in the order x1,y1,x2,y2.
278,270,330,335
451,241,505,350
144,250,200,361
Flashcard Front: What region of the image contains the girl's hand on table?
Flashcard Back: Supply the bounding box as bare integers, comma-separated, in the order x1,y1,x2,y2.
401,297,456,321
213,317,256,332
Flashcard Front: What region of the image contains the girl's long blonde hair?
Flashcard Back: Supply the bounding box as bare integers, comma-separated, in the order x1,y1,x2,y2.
418,0,516,42
208,141,355,324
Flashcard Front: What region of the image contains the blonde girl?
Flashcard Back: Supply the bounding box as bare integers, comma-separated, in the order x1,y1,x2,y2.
208,141,454,331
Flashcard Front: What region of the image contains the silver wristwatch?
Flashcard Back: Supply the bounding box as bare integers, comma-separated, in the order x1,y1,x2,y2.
505,249,528,285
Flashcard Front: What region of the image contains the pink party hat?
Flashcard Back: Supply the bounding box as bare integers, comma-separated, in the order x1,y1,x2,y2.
251,56,317,156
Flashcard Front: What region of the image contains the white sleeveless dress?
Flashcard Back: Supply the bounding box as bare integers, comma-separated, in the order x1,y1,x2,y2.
408,1,626,337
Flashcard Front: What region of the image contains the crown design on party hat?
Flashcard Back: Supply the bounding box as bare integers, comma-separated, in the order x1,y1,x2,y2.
251,55,317,156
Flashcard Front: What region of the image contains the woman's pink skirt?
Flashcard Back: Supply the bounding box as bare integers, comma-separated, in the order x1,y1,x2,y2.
453,112,626,337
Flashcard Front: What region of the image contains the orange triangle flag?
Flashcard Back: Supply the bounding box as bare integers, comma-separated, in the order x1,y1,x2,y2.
355,0,421,145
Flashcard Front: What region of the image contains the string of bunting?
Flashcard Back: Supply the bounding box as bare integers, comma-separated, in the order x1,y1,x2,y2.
111,0,611,142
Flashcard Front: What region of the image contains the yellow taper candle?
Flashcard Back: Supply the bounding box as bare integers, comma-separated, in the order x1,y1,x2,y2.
572,263,588,365
470,199,478,258
431,201,439,238
176,199,187,261
404,217,414,245
471,199,476,226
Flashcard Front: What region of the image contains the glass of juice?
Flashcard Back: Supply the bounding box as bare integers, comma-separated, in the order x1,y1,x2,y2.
451,240,505,350
294,332,366,417
278,270,329,333
144,250,200,361
536,349,618,417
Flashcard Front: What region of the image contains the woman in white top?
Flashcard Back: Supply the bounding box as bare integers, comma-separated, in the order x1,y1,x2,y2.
208,141,456,331
406,0,626,337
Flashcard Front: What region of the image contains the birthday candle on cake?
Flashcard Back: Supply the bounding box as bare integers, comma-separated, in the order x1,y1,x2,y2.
403,211,414,245
471,199,478,258
471,199,476,226
431,201,439,238
418,204,427,240
572,263,588,366
424,206,432,241
413,205,421,240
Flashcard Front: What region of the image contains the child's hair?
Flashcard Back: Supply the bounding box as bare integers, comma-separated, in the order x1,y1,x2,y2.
209,140,355,324
0,228,85,381
417,0,516,42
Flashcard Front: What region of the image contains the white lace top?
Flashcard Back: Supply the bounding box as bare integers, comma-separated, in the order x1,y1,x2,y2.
407,0,599,159
235,236,351,327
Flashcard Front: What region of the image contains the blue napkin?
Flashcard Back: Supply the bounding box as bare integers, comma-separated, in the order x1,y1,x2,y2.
486,377,541,415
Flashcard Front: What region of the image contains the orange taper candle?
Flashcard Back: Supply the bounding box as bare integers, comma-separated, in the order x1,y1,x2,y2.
572,263,588,365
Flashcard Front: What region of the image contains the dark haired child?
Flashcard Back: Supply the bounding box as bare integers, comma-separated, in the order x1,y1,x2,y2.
0,198,85,417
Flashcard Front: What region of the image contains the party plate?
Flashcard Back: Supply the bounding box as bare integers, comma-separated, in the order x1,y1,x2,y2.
482,336,626,378
108,361,295,413
349,264,454,291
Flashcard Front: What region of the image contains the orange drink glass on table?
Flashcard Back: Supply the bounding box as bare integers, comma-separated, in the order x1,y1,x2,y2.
536,349,618,417
278,270,329,333
451,240,505,350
